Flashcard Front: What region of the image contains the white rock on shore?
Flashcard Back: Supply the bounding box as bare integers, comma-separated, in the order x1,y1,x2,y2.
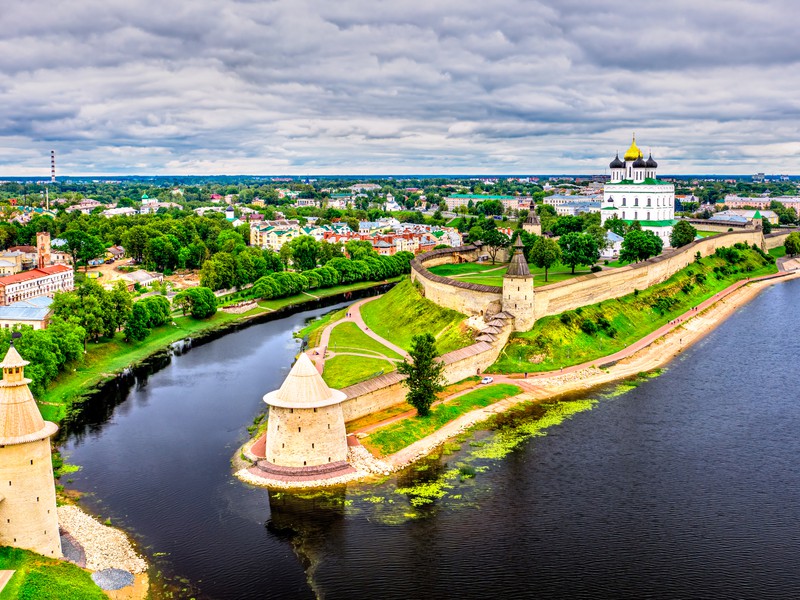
58,505,147,574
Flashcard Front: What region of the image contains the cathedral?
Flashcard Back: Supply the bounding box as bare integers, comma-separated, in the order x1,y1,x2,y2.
601,136,676,246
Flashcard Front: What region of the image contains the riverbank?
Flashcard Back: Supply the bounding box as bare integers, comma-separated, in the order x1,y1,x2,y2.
233,269,799,488
40,278,401,425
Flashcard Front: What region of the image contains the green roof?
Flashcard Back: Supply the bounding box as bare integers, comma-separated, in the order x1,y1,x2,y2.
753,210,762,219
602,206,618,210
622,219,677,227
605,178,670,186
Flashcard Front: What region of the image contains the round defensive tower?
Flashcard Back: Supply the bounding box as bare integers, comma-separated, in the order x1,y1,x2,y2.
502,236,535,331
0,343,62,558
263,353,348,468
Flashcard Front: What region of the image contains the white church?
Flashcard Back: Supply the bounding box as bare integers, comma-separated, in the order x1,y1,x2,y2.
600,136,676,246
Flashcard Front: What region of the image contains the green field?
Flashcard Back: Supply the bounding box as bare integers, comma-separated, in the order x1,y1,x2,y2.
0,547,106,600
491,246,777,373
360,278,474,355
695,230,720,238
769,245,786,259
328,322,403,360
322,355,394,389
428,261,594,287
364,383,522,455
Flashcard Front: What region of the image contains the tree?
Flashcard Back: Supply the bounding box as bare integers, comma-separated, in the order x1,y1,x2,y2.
585,224,608,253
122,225,151,262
107,281,133,336
61,230,104,272
604,216,627,237
287,235,321,271
761,217,772,234
124,302,151,342
397,333,445,417
670,220,697,248
558,232,600,274
551,216,583,237
785,232,800,256
620,229,664,263
481,229,510,264
174,287,218,319
345,240,376,261
530,236,562,282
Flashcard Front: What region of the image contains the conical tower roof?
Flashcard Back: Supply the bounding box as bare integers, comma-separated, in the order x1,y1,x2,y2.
0,345,58,445
505,236,531,278
263,353,347,409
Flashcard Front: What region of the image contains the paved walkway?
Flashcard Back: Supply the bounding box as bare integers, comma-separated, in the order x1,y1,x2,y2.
307,297,410,374
0,571,14,594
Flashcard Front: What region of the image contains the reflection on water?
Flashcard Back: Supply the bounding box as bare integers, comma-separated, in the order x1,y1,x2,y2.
63,279,800,599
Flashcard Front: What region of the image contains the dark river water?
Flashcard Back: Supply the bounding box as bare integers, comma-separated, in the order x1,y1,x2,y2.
62,280,800,599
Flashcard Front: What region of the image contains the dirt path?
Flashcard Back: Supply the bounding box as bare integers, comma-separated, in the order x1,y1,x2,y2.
307,297,410,374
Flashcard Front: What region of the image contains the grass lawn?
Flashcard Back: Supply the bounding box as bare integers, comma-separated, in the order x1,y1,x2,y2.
328,322,403,360
769,245,786,259
38,311,240,421
363,383,522,456
0,546,106,600
696,230,720,238
322,355,394,389
360,278,474,355
491,247,778,374
429,262,594,287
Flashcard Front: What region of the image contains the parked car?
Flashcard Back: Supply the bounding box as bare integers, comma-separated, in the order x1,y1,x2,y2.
480,376,494,384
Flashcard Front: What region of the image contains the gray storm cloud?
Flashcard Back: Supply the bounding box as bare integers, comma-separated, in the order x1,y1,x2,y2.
0,0,798,175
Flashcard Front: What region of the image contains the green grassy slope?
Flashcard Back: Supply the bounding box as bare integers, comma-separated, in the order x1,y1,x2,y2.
491,246,777,374
360,278,474,355
0,547,106,600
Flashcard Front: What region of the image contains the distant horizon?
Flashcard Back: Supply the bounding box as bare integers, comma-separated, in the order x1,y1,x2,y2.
1,173,798,182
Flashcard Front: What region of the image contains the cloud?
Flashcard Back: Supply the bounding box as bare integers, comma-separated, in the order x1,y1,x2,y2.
0,0,798,175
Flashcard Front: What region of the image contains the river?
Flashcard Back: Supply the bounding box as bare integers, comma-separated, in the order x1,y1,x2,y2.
62,280,800,599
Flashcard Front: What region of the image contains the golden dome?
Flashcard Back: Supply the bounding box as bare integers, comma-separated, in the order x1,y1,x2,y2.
623,135,642,161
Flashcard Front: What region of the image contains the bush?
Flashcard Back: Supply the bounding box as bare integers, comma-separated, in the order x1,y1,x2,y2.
590,265,602,273
580,319,598,335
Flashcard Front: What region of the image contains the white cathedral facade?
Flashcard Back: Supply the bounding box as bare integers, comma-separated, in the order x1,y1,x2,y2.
600,136,676,246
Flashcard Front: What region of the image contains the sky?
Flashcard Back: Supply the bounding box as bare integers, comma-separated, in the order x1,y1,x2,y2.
1,0,799,177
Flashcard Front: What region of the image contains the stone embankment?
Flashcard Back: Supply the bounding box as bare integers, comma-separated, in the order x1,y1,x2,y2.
57,505,147,574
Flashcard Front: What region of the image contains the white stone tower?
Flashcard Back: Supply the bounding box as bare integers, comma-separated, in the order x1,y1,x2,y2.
0,343,62,557
502,237,535,331
263,353,348,468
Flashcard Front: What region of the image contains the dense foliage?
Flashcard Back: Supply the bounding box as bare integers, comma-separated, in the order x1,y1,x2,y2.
397,333,445,417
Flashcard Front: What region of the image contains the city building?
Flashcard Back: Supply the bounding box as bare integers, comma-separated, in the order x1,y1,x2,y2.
0,296,53,330
0,344,62,557
0,265,74,306
601,136,676,246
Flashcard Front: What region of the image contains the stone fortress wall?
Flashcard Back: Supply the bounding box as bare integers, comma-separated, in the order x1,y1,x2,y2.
336,228,797,426
412,229,796,325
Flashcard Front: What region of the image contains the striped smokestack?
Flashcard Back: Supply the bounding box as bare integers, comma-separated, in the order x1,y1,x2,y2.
50,150,55,183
